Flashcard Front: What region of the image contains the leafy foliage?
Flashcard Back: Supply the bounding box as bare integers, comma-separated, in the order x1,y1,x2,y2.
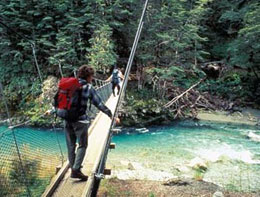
87,25,117,73
229,2,260,70
122,87,174,126
0,0,260,118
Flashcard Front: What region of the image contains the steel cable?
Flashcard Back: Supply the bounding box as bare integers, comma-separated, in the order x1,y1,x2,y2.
94,0,149,194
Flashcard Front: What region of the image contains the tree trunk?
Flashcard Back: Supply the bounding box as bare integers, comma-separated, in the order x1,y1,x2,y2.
137,66,143,90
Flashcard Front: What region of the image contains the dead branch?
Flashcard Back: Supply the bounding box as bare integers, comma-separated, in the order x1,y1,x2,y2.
164,78,206,108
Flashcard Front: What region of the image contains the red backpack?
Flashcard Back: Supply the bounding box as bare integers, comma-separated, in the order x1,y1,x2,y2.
54,77,84,121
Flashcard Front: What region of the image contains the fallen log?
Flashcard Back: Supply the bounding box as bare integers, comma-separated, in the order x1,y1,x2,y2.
164,77,206,108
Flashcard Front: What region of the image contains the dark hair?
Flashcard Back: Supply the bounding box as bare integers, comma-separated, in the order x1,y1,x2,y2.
77,65,94,79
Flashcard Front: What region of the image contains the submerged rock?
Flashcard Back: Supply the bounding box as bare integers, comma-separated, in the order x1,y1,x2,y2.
127,162,144,170
247,131,260,142
136,128,149,133
213,191,224,197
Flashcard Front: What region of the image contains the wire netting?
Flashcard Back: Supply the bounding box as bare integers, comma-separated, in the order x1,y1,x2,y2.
0,81,112,196
0,125,67,197
89,81,112,118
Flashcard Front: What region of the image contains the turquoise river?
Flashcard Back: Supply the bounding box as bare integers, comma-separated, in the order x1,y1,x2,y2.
0,121,259,192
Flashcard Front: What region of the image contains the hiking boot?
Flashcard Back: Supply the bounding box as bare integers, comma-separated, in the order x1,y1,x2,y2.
70,165,83,169
71,169,88,181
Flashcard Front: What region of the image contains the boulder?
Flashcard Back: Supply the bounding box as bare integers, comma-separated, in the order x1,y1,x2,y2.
189,157,207,171
201,61,223,78
213,191,224,197
127,163,135,170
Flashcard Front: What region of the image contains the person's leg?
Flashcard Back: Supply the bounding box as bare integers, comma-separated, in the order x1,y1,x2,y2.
116,83,120,95
64,121,76,168
112,83,116,96
72,122,89,170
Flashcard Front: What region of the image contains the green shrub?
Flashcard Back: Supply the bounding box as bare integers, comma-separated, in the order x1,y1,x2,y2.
193,167,206,181
0,165,9,196
10,155,40,187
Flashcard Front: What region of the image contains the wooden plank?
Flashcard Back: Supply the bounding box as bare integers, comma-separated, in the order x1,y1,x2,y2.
103,169,111,175
41,161,70,197
109,143,116,149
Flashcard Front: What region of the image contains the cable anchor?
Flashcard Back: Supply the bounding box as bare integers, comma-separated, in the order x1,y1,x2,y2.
95,173,105,180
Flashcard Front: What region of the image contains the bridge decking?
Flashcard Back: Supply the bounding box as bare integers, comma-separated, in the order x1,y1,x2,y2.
42,94,119,197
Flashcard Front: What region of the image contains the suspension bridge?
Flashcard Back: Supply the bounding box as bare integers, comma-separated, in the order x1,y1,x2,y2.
0,1,149,196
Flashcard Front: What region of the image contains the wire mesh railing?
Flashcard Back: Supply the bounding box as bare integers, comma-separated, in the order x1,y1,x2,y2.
0,126,67,197
87,79,112,119
0,79,112,197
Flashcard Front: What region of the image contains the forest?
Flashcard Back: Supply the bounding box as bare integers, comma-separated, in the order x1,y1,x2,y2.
0,0,259,124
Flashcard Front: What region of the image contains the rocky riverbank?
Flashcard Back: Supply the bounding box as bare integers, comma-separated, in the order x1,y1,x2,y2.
197,108,260,126
120,103,260,128
98,178,260,197
119,85,260,128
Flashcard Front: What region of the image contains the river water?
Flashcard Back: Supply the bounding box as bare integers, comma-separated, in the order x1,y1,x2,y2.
107,121,260,192
0,121,259,192
0,126,67,156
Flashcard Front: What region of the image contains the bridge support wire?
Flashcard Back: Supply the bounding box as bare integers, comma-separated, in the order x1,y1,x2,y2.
0,20,43,83
90,0,150,195
31,43,43,83
53,122,65,165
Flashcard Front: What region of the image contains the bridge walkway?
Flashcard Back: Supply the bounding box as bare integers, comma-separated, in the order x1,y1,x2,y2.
42,94,119,197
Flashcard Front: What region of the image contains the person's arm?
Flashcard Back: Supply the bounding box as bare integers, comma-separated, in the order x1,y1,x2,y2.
119,71,124,80
105,75,112,82
45,107,56,116
89,86,112,118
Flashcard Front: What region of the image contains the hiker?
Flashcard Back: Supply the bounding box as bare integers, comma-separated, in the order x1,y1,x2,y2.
106,66,124,96
46,65,119,181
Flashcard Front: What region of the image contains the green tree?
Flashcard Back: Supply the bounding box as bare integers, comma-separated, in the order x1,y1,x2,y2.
229,2,260,73
87,24,118,73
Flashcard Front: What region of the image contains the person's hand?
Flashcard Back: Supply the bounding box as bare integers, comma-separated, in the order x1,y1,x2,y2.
44,110,52,116
114,117,120,124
